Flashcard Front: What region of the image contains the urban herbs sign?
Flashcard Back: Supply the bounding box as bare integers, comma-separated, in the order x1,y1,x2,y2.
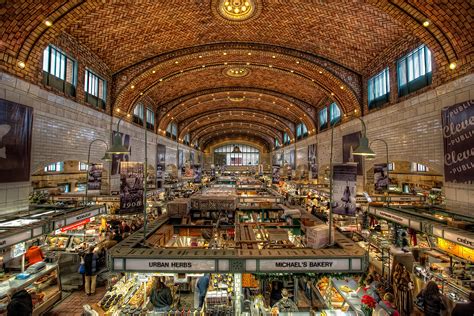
442,100,474,183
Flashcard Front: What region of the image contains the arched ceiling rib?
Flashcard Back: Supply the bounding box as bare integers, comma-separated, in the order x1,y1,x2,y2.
1,0,472,150
178,110,295,139
191,122,282,144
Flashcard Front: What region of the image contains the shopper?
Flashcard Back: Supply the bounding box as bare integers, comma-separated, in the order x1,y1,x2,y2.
25,241,44,265
270,281,283,307
376,293,400,316
6,289,33,316
273,288,299,312
83,245,98,296
451,291,474,316
196,273,210,308
150,278,173,312
416,281,446,316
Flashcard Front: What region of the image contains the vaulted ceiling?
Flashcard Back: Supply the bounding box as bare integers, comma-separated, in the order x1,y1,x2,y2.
1,0,472,150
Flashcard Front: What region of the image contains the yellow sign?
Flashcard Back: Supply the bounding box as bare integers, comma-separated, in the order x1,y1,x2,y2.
437,238,474,262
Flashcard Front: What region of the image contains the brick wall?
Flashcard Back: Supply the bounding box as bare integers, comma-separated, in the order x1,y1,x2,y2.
0,71,198,215
274,73,474,217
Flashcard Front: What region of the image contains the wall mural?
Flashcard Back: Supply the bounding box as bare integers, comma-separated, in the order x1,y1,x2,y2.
0,99,33,183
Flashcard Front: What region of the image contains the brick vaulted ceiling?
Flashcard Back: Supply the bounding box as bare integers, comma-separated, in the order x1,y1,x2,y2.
1,0,472,149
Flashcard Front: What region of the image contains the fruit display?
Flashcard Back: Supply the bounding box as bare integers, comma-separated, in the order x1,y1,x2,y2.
210,273,234,294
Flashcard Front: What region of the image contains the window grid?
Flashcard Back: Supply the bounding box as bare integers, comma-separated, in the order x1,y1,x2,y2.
214,144,260,166
84,69,107,109
166,123,178,140
283,133,291,145
368,67,390,109
146,108,154,129
42,45,77,95
44,162,64,172
398,45,432,97
79,162,88,171
296,123,308,140
329,102,341,125
319,108,328,130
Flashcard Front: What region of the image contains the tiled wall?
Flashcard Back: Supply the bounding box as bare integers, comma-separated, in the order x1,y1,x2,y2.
274,73,474,217
0,72,198,215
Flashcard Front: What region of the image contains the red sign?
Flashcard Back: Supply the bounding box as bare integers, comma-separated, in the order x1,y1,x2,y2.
58,218,92,233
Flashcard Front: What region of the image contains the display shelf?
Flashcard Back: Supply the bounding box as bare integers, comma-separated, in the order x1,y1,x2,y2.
0,264,59,298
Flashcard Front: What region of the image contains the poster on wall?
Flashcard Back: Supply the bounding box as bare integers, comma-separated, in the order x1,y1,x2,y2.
342,132,363,175
193,165,202,183
87,163,103,190
272,165,281,184
119,161,144,213
0,99,33,182
289,149,296,170
332,163,357,216
308,144,318,179
442,100,474,183
374,163,389,192
178,149,184,172
111,131,130,175
156,144,166,189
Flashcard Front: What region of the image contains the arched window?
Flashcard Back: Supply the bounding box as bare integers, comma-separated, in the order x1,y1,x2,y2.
166,122,178,140
275,138,280,149
183,134,190,146
296,122,308,140
133,103,144,125
44,162,64,172
214,144,260,166
283,133,291,145
398,44,432,97
146,108,154,130
319,102,341,130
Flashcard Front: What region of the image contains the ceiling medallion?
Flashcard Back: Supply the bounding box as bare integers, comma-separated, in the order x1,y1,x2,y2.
214,0,261,22
224,66,250,78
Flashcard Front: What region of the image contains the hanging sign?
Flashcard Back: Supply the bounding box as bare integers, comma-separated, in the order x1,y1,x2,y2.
373,163,389,192
442,100,474,183
56,217,94,233
120,161,144,213
376,209,410,226
308,144,318,179
10,242,26,259
272,165,280,184
332,163,357,215
124,258,216,272
87,163,103,190
259,259,350,272
443,231,474,249
65,208,101,225
0,231,31,249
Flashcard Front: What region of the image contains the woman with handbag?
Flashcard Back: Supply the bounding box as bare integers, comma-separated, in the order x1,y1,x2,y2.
83,246,98,296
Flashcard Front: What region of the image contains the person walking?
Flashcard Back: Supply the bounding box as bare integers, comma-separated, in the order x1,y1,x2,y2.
83,245,98,295
196,273,210,309
416,281,446,316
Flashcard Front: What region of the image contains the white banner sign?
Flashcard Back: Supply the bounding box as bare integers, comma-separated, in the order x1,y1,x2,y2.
259,259,350,271
0,231,31,249
125,259,216,271
376,210,410,226
65,208,101,225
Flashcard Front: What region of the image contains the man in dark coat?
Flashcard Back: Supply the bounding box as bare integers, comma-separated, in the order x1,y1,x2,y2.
7,289,33,316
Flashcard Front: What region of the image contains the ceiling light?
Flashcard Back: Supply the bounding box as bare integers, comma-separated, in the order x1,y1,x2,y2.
152,70,156,74
319,71,322,74
17,61,26,69
296,61,300,64
223,52,227,55
449,62,457,70
140,92,143,95
159,78,163,81
45,20,53,27
131,85,135,89
290,70,294,73
272,55,276,58
248,52,252,55
269,65,272,67
199,55,203,58
422,20,430,27
116,108,121,112
354,109,358,113
224,62,228,65
202,65,206,67
246,62,250,65
175,61,179,64
340,86,344,89
331,92,335,96
127,113,131,118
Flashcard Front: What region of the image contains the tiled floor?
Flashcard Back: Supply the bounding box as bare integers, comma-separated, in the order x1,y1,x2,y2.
45,286,107,316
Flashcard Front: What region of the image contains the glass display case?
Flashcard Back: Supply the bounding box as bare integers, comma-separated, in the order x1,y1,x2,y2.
0,264,61,316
